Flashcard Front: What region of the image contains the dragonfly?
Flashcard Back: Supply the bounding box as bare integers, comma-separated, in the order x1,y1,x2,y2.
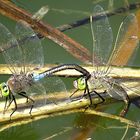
71,5,139,117
0,21,68,119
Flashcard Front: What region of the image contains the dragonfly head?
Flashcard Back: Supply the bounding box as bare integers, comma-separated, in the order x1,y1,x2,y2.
0,82,10,97
73,77,86,90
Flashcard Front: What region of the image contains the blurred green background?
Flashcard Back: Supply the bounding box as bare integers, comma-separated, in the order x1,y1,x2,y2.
0,0,140,140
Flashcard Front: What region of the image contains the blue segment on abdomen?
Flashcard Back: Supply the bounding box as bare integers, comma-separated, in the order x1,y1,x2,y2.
33,73,46,81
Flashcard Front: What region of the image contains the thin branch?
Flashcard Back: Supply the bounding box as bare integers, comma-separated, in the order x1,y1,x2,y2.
11,2,140,33
0,64,140,79
57,2,140,32
0,80,140,131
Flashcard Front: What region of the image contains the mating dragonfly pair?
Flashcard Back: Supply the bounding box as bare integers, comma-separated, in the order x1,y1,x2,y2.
0,5,139,119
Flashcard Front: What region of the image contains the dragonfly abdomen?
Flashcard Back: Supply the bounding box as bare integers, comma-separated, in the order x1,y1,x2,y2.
32,73,46,82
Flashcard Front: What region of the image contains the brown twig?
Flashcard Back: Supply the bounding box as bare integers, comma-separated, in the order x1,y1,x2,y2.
0,0,92,64
0,2,140,65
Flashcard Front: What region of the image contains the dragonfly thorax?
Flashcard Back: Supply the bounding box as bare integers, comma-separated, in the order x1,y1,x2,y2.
88,71,109,91
92,70,108,79
7,73,34,94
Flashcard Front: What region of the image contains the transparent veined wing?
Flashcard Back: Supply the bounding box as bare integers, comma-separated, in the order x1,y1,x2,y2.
0,23,22,74
11,80,47,113
120,80,140,107
100,78,128,101
42,76,70,105
102,77,140,107
15,21,44,74
25,70,69,109
106,81,128,101
109,14,139,67
32,5,49,21
26,81,47,110
92,5,113,66
89,75,128,101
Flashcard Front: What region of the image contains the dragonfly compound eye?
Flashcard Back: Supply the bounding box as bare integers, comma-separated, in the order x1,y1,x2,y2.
0,82,9,97
77,77,86,90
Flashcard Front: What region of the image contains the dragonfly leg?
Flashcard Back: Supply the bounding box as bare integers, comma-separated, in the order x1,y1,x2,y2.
10,94,17,120
81,88,87,98
20,92,29,102
3,96,8,114
82,80,93,111
119,95,130,117
18,92,34,116
84,88,95,113
84,90,106,110
86,80,92,106
93,90,105,106
6,95,14,110
70,89,79,99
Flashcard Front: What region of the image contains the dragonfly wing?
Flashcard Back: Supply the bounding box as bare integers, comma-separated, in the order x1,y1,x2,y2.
110,14,139,66
0,23,22,74
92,5,113,66
102,79,128,101
109,84,128,101
15,21,44,74
26,81,46,108
42,76,70,105
120,80,140,108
